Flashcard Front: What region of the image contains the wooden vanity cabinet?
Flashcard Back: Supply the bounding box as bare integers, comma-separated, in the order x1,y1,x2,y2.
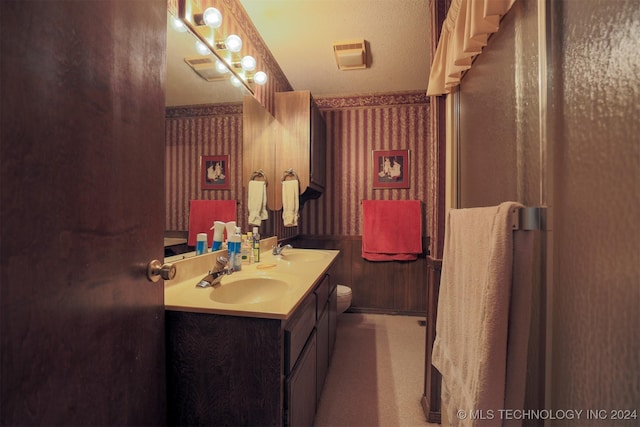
328,283,338,361
243,91,326,211
243,95,277,209
285,330,317,427
166,274,335,427
316,305,329,401
313,275,334,403
283,292,317,427
274,90,327,209
285,294,316,374
284,273,335,426
309,94,327,192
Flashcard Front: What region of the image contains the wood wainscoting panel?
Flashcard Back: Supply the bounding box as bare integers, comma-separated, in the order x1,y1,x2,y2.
422,256,442,424
295,236,427,315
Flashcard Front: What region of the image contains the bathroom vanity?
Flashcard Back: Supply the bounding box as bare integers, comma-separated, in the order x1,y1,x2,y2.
164,248,339,426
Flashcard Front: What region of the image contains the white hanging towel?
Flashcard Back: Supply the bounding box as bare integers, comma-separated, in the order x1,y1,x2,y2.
247,180,268,225
282,180,299,227
432,201,535,427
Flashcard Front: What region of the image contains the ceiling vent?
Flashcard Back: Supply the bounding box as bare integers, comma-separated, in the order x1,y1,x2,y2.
184,56,227,82
332,39,367,70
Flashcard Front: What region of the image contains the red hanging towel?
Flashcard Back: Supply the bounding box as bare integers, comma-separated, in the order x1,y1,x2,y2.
188,200,237,247
361,200,422,261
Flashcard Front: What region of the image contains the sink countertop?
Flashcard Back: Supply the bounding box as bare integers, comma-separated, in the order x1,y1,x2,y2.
164,248,339,320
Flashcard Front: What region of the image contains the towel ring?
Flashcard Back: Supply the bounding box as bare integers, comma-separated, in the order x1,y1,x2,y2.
281,168,299,182
250,169,268,185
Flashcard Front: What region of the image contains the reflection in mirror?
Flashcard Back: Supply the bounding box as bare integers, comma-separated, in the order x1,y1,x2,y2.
164,11,277,260
179,3,268,96
165,12,248,259
166,12,250,107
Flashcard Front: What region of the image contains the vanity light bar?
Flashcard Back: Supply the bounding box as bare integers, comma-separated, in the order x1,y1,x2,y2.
177,1,268,88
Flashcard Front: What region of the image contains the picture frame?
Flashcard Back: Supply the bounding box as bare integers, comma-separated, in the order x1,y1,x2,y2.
201,155,231,190
372,149,410,189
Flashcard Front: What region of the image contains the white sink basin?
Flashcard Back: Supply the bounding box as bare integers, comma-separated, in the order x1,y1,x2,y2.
277,249,329,263
210,276,292,305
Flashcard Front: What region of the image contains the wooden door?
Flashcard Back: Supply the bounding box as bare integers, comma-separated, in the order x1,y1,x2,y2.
1,1,167,424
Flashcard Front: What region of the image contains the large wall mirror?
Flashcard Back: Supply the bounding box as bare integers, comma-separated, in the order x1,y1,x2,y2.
165,9,281,258
166,11,249,109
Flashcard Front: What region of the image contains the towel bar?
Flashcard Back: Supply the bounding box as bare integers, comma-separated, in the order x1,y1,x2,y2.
250,169,268,184
281,168,299,182
510,206,547,231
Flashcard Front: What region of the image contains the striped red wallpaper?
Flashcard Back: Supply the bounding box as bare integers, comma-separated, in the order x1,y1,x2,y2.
165,103,296,241
301,93,431,237
165,91,432,245
165,104,244,232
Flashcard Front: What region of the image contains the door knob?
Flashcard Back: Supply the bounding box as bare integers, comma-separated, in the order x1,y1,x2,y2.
147,259,177,282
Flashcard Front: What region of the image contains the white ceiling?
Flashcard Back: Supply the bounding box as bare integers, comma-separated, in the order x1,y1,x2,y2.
165,0,431,106
165,12,252,107
239,0,431,98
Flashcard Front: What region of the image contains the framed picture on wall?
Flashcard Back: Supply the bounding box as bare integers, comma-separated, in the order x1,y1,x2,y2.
372,149,410,189
201,155,231,190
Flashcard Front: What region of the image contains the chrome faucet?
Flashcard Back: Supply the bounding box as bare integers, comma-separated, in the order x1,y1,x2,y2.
272,243,293,256
196,256,232,288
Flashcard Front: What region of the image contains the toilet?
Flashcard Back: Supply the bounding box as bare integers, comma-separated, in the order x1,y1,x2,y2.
336,285,352,314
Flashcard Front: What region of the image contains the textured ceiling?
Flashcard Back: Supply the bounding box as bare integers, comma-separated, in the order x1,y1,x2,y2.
239,0,431,98
165,0,431,106
165,12,252,107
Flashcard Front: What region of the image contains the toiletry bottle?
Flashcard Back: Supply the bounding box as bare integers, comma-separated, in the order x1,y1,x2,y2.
211,221,226,251
247,232,253,264
196,233,208,255
252,226,261,263
233,227,243,271
224,221,236,246
244,231,253,264
227,233,238,270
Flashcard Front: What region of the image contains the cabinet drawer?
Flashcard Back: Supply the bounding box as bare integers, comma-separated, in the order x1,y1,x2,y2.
316,303,329,401
285,294,316,374
328,286,337,362
285,330,317,427
313,275,330,318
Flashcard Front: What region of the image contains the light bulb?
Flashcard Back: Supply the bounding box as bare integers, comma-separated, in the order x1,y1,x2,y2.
195,40,210,55
240,56,256,72
225,35,242,53
253,71,268,85
202,7,222,28
171,16,187,33
215,59,230,74
230,75,243,87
